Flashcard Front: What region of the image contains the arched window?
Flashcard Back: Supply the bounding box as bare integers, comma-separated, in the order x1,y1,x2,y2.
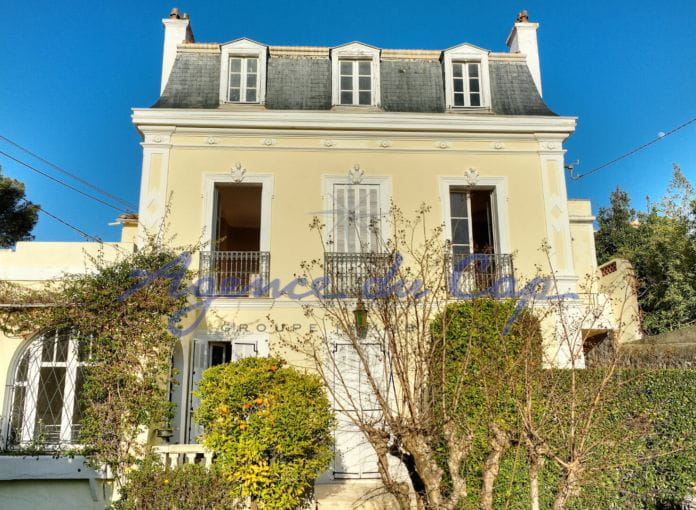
5,330,90,448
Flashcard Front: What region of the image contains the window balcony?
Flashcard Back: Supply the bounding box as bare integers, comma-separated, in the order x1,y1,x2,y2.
448,253,514,298
199,251,270,297
324,252,392,298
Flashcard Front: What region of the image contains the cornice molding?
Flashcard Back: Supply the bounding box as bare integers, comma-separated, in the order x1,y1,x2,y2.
133,109,577,136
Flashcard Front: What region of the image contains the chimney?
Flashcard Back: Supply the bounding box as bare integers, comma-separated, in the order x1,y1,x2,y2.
506,10,542,96
160,8,194,94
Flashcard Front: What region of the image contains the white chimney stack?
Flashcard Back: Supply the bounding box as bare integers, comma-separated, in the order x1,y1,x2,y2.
161,8,194,94
506,10,542,97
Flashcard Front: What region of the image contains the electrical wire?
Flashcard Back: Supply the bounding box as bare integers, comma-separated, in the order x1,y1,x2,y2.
569,117,696,180
0,149,130,214
0,134,137,211
20,199,103,243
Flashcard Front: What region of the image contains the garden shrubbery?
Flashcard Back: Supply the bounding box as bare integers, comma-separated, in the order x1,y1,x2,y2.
194,357,335,510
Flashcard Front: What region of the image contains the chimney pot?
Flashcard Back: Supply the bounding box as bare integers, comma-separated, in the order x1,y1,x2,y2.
516,10,529,22
169,7,180,19
181,13,189,20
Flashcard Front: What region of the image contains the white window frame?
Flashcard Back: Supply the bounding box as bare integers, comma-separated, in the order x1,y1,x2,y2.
438,175,510,255
202,172,274,252
331,42,381,107
219,38,267,105
443,43,491,110
188,331,268,443
3,331,89,449
322,174,391,253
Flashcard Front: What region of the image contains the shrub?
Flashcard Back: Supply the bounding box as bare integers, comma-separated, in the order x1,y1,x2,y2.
194,357,335,510
112,453,238,510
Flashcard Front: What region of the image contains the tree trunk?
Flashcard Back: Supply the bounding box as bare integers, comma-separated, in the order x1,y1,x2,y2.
479,426,509,510
553,467,580,510
529,454,545,510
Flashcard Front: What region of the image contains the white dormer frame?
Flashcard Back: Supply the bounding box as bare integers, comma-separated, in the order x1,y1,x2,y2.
331,42,381,107
219,38,268,105
443,43,491,110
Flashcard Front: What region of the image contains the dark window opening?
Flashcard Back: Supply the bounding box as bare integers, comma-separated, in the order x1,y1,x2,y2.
214,183,262,252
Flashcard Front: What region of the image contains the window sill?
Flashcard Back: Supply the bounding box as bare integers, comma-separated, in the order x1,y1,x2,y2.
217,102,267,111
330,105,382,112
0,455,107,481
447,106,493,114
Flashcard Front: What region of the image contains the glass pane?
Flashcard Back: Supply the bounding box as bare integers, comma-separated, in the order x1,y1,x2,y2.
358,76,371,90
42,334,55,362
359,91,371,105
450,191,468,217
55,333,69,363
340,61,352,75
229,88,240,102
9,386,25,445
454,93,465,106
35,367,66,442
340,91,353,104
469,78,480,92
468,63,479,77
470,93,481,107
340,76,352,90
451,219,470,244
453,63,463,78
229,58,241,72
453,78,464,93
228,72,241,87
246,58,257,72
246,88,257,102
246,74,257,88
358,61,371,75
16,353,28,382
453,244,471,257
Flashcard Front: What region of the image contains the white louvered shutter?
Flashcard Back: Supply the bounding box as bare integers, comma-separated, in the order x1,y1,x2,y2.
333,184,381,253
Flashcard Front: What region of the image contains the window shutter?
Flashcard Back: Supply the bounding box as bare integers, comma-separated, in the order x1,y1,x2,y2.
333,184,381,253
188,338,209,443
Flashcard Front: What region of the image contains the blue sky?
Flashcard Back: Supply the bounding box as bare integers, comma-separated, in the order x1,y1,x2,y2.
1,0,695,242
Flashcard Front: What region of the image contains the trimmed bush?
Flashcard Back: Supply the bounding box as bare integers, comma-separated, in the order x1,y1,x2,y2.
112,453,238,510
194,357,335,510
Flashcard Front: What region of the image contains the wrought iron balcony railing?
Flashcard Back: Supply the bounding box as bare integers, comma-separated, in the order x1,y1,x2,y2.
448,253,514,298
199,251,271,297
324,252,393,298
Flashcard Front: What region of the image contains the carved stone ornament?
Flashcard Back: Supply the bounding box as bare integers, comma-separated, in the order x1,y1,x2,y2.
261,138,275,146
322,139,336,148
492,141,505,150
207,137,218,145
436,141,450,149
378,140,391,148
545,141,559,150
464,167,480,186
231,162,247,183
348,164,364,184
152,135,163,143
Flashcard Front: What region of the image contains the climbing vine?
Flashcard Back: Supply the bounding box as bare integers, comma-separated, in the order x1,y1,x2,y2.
0,239,198,485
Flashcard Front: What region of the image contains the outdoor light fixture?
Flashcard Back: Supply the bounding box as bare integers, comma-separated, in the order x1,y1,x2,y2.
353,297,368,339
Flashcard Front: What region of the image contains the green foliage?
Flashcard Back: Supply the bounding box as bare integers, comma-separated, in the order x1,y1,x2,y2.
594,168,696,334
194,357,335,510
0,167,38,248
429,299,543,507
476,369,696,509
113,453,239,510
0,243,196,480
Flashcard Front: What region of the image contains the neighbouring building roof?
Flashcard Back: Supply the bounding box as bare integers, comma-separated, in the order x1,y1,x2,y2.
153,48,556,116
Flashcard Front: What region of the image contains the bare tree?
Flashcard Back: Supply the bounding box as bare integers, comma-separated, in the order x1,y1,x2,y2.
279,205,638,510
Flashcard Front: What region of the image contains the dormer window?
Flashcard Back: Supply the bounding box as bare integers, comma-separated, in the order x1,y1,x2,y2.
331,42,380,107
219,38,267,105
452,62,481,107
228,56,258,102
443,43,491,110
339,60,372,105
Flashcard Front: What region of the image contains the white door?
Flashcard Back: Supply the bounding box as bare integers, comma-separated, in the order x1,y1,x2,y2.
332,342,385,479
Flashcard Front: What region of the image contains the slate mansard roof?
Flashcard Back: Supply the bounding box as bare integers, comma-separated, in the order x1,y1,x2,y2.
154,43,556,116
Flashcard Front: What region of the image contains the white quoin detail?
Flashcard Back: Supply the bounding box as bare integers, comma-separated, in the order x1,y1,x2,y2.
506,16,542,97
161,15,194,94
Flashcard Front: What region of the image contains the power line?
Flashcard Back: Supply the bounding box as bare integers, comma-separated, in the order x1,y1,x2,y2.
0,134,137,211
568,116,696,180
0,149,130,214
21,198,103,243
